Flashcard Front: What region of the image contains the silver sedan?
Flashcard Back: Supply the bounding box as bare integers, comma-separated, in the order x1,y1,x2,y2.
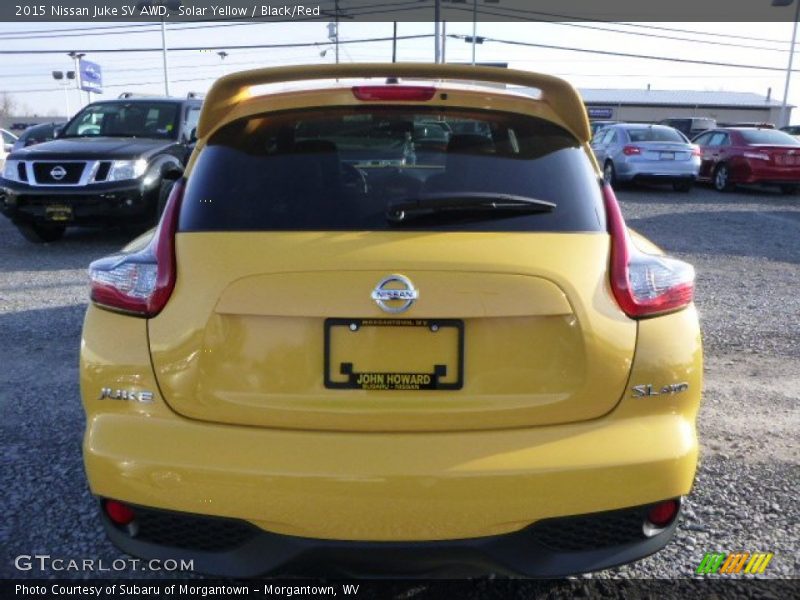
591,124,701,192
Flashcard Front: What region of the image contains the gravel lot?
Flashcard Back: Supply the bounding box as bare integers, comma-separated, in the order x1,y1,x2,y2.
1,184,798,581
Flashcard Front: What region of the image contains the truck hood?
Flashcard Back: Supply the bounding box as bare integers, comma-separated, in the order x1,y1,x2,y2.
9,137,174,161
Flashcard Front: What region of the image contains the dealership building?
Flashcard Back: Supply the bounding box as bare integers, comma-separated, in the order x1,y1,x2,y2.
578,88,792,126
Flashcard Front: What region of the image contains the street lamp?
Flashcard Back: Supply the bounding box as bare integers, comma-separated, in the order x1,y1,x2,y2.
51,70,74,118
773,0,800,127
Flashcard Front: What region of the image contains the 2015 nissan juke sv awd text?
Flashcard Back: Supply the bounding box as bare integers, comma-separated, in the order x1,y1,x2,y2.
80,64,702,578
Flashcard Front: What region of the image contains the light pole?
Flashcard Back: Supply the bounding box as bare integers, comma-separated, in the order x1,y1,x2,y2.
67,52,85,107
773,0,800,127
137,0,182,96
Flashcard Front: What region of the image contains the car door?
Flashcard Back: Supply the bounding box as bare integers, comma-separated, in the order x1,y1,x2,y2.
590,128,612,163
707,132,731,174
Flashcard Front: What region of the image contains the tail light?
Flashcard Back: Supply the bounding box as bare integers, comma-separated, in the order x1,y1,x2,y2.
603,184,695,318
622,145,641,156
89,179,185,317
352,86,436,101
690,145,701,157
104,500,136,526
646,499,680,528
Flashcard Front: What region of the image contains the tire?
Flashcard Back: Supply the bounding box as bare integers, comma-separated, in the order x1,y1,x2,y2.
780,184,797,195
156,179,175,218
603,161,616,186
713,164,734,192
15,222,66,243
672,179,693,193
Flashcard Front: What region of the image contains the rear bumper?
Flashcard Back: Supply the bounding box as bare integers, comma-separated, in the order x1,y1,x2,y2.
100,500,681,577
84,411,698,542
615,158,699,182
734,161,800,185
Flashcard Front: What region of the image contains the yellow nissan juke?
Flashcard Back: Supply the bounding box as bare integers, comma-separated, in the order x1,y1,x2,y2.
80,64,702,577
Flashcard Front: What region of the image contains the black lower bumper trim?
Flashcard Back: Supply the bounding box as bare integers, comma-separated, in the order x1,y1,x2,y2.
101,501,681,578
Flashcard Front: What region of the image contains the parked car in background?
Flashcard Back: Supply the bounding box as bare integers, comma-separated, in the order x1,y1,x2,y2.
591,123,700,191
692,127,800,194
658,117,716,139
11,122,64,151
0,93,201,242
1,128,18,152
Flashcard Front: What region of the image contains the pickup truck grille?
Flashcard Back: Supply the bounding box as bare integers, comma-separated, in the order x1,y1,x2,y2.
32,161,86,185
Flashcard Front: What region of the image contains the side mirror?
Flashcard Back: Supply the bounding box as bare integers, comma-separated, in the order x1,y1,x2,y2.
54,126,64,138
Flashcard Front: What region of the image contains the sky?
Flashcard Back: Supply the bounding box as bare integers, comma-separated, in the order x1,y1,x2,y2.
1,20,799,122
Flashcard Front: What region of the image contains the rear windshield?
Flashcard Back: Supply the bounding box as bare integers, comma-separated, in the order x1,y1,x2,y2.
627,127,685,143
180,107,604,232
739,129,800,146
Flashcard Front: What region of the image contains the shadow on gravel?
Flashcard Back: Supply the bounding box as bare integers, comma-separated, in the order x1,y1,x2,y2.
0,225,145,273
616,183,800,206
627,210,800,264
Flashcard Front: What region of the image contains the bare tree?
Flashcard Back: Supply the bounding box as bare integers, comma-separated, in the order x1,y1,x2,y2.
0,93,17,120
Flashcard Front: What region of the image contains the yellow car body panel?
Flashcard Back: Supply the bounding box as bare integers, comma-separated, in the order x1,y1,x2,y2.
145,232,637,432
82,304,701,540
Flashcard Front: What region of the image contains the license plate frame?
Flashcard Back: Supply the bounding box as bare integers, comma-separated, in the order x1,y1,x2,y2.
44,204,73,222
659,152,675,160
324,318,464,391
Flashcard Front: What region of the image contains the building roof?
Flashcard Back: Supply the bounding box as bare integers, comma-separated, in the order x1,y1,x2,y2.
576,88,789,108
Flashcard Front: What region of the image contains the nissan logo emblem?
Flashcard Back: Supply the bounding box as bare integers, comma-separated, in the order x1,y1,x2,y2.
50,165,67,181
371,274,418,314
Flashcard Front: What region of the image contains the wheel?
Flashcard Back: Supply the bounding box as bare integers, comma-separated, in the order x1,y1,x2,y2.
672,179,693,193
603,161,616,186
780,184,797,195
15,222,66,243
156,179,175,218
713,164,734,192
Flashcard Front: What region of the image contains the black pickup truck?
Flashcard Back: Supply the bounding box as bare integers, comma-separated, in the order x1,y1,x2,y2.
0,94,201,242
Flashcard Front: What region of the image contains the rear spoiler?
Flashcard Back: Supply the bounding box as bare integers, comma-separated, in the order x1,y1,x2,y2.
196,63,590,143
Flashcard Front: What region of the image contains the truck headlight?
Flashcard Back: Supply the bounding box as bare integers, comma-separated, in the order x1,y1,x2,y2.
3,160,20,182
108,159,148,181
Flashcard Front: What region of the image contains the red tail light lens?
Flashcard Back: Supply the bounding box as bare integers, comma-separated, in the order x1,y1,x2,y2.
104,500,136,526
690,145,701,157
603,184,695,318
622,145,641,156
89,179,185,317
646,499,680,528
352,85,436,101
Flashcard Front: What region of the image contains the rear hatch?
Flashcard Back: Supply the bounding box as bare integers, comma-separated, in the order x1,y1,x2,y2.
148,103,636,432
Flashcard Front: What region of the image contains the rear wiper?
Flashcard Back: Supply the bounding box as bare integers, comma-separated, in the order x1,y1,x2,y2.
386,192,555,223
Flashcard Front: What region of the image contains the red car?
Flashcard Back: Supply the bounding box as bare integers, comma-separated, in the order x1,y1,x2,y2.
692,127,800,193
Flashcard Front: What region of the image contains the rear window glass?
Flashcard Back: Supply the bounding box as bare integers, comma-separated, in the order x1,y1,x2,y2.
739,129,800,145
180,107,604,233
627,128,685,143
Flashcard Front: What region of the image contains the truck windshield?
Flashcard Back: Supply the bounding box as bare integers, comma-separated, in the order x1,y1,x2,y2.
61,102,179,139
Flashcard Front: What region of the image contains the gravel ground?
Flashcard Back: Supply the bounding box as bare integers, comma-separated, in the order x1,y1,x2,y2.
0,184,798,583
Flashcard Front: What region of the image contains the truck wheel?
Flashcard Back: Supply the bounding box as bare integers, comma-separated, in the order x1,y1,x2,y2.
15,222,66,243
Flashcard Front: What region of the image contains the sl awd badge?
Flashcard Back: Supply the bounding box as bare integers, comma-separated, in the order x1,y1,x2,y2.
371,274,418,313
632,382,689,398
